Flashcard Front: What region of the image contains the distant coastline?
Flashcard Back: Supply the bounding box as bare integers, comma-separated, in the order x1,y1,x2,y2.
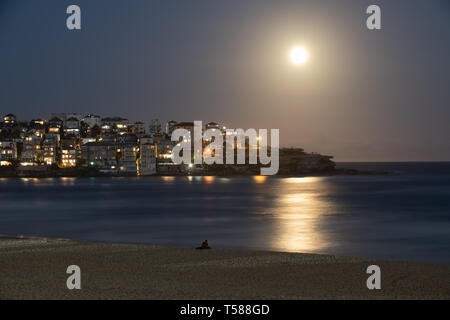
0,113,391,179
1,138,390,178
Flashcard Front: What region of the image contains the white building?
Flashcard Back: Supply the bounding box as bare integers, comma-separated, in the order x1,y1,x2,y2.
64,117,80,135
82,114,102,128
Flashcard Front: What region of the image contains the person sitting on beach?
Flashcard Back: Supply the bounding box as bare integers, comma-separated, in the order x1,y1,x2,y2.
196,240,211,250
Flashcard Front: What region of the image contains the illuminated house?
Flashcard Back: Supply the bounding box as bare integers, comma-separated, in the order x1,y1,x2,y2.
81,141,118,173
60,136,79,167
3,114,17,125
82,134,142,175
131,122,146,136
117,145,138,173
138,136,156,176
32,128,45,139
101,117,129,135
21,135,42,164
117,135,138,174
204,122,222,146
116,123,129,135
43,134,60,165
30,119,46,138
64,117,80,136
152,135,174,160
31,119,45,127
48,117,63,134
101,123,113,135
0,141,17,161
61,147,77,167
152,135,178,174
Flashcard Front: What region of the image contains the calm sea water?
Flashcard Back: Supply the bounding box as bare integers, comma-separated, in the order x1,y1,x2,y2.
0,162,449,263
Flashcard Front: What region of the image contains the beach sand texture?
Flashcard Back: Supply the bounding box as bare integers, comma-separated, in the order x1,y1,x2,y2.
0,237,448,300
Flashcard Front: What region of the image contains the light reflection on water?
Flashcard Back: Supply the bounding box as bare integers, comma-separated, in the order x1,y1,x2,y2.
0,168,449,263
259,177,334,253
203,176,215,184
2,176,336,256
253,176,267,184
285,177,320,184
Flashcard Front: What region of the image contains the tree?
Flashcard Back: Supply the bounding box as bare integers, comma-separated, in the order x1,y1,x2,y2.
90,124,101,138
80,121,89,138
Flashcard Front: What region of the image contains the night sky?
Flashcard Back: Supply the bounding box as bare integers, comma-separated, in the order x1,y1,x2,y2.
1,0,449,161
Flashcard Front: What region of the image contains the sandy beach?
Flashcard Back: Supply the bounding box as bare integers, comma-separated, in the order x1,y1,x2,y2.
0,237,448,300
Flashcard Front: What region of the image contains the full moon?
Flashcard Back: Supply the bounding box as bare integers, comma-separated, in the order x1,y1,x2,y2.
290,47,308,65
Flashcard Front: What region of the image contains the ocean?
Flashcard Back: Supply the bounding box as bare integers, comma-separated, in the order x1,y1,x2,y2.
0,162,449,263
